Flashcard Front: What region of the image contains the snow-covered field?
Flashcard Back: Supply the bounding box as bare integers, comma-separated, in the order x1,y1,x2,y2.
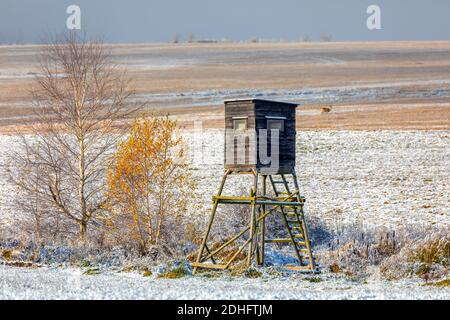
1,130,449,232
0,130,448,299
0,265,448,300
184,130,450,230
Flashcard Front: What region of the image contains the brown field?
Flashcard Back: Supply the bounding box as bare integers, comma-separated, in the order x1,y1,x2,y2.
0,41,449,133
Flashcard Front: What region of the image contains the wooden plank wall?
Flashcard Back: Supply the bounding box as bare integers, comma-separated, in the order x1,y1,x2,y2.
255,101,296,173
224,101,256,171
224,100,297,174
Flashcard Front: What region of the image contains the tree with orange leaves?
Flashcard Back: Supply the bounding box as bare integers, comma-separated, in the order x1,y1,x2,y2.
106,116,196,253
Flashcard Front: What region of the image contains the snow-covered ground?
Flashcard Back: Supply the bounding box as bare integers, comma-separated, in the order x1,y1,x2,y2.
0,265,448,300
0,130,448,300
184,130,450,231
1,130,449,232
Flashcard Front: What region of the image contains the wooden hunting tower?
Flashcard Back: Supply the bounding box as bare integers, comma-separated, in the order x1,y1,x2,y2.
192,99,318,274
224,99,297,174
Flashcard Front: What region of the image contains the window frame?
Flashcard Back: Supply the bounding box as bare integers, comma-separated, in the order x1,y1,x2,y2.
232,117,248,131
266,116,286,132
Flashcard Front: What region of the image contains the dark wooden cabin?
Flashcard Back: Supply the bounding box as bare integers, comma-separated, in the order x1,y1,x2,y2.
224,99,298,174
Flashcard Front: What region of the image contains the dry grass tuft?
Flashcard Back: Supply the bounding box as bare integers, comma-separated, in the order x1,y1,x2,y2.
1,249,12,261
426,279,450,287
409,237,449,266
142,267,152,277
244,268,262,278
158,265,190,279
329,262,342,273
380,232,449,281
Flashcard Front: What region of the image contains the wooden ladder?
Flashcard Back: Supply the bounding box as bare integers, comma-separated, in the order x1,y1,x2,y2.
267,172,318,272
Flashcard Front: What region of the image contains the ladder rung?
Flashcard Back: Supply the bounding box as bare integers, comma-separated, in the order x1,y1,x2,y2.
265,237,306,245
292,234,304,239
285,265,317,272
191,262,229,270
265,238,292,243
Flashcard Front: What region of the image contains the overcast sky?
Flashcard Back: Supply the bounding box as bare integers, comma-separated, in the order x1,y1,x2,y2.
1,0,450,43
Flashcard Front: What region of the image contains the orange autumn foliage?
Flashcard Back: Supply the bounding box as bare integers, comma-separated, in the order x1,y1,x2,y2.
106,116,196,252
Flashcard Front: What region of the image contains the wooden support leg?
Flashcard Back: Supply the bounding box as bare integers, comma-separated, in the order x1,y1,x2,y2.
247,171,258,267
258,175,267,266
193,170,230,274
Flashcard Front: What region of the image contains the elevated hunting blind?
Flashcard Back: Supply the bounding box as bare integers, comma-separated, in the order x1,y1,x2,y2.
224,99,297,174
192,99,318,273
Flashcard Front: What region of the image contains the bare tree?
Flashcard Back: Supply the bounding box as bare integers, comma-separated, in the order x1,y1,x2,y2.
302,34,312,42
8,32,141,242
320,33,333,42
187,32,195,43
171,32,180,44
8,147,72,244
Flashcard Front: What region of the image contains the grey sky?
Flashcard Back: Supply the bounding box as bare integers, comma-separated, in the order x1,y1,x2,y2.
1,0,450,43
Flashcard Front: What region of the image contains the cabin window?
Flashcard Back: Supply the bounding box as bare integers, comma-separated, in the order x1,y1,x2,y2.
267,119,285,132
233,118,247,131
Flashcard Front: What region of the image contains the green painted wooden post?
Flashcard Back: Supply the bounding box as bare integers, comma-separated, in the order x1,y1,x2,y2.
259,175,267,265
246,172,258,267
193,170,230,274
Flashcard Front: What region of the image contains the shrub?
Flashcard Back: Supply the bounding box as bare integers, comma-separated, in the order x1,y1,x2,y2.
1,249,12,261
427,279,450,287
83,267,100,275
158,264,190,279
244,268,262,278
142,267,152,277
329,263,341,273
408,236,449,266
105,116,197,255
380,232,449,281
304,277,322,283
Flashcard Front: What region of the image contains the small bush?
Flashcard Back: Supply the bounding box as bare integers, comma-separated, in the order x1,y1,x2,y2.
329,263,341,273
142,267,152,277
1,250,12,261
409,237,449,266
158,264,190,279
244,268,262,279
381,232,449,281
80,260,91,268
426,279,450,287
304,277,322,283
121,265,135,273
83,267,100,275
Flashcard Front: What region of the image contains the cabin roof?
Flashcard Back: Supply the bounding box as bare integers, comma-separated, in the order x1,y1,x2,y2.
224,98,298,107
